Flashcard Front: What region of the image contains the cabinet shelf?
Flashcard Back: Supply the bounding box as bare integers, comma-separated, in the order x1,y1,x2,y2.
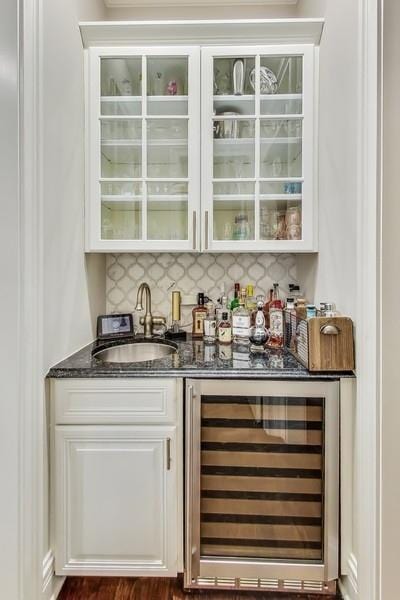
214,137,301,145
101,95,188,102
101,139,187,147
102,194,188,202
214,193,302,202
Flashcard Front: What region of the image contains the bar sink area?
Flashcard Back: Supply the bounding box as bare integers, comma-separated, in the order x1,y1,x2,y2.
93,339,178,363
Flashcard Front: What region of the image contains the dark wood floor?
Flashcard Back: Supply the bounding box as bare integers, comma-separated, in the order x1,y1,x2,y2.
58,577,341,600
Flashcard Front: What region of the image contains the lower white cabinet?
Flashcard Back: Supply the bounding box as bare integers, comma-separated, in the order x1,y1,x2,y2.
51,379,182,577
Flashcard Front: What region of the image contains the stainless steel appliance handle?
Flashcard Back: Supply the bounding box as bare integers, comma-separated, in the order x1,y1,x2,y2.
185,382,201,586
185,384,193,582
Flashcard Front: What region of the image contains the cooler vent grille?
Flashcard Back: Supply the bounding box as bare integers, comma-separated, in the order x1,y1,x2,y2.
193,576,333,593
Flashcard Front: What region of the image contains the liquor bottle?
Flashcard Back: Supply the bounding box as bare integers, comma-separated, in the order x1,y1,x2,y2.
229,283,241,311
203,302,217,344
249,300,268,352
192,292,207,337
232,288,251,346
266,283,284,348
218,311,232,345
245,284,257,321
263,288,274,328
216,294,230,325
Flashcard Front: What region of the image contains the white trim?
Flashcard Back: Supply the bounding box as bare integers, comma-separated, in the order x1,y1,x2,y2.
104,0,299,6
79,19,324,47
354,0,380,599
339,553,358,600
19,1,46,599
42,551,65,600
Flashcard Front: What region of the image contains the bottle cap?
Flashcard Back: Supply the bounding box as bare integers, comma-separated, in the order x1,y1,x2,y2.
221,312,228,320
246,284,254,297
198,292,205,305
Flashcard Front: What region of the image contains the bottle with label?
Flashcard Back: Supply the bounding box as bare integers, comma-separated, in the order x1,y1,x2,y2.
204,302,217,344
232,288,251,346
246,284,257,323
216,294,230,326
266,284,284,348
229,283,241,311
192,292,207,337
249,300,268,352
218,311,232,345
263,288,274,328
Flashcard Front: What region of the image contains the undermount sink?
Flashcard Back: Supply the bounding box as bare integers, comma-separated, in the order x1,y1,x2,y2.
93,340,178,364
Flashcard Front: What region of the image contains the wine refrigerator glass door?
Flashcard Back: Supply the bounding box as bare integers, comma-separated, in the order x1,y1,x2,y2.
185,379,339,593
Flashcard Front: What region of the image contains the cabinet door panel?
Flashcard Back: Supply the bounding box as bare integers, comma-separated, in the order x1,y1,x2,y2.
201,45,315,253
52,378,178,425
87,47,200,252
54,426,177,576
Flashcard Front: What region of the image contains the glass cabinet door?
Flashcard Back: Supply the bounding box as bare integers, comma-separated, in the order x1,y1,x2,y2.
202,46,314,252
88,48,200,250
185,379,339,588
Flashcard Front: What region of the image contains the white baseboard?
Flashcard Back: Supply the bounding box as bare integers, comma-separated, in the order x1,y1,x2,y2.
339,553,358,600
42,551,65,600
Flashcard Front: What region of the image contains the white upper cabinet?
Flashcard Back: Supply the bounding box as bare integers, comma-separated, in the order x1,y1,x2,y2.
201,44,315,252
87,47,201,252
83,21,321,252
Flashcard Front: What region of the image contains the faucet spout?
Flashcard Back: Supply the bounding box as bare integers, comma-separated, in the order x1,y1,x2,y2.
135,283,153,338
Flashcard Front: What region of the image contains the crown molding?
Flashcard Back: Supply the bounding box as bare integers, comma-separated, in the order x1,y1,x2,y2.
79,18,324,47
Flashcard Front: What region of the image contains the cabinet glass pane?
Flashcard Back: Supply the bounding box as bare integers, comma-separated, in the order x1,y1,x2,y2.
214,57,255,116
147,182,188,240
101,57,142,116
101,198,142,240
147,57,188,115
261,95,302,116
213,182,255,241
260,55,303,96
214,120,255,179
147,119,188,178
260,119,302,178
260,182,302,241
101,119,142,178
200,395,324,562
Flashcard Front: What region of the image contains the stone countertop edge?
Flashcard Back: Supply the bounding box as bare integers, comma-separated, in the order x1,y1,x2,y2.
46,337,355,381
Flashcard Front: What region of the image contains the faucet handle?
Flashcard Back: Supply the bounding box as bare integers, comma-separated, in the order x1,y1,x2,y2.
138,315,167,336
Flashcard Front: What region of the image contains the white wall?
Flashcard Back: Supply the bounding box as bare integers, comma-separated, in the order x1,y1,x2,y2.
42,0,107,373
295,2,360,599
41,0,107,595
296,0,326,18
297,0,358,320
0,0,20,597
105,4,297,19
381,0,400,597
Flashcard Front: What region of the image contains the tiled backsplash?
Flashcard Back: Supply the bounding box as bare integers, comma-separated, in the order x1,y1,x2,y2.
106,253,298,330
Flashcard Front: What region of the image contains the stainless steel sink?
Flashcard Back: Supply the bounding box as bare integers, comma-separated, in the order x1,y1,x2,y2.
94,341,177,364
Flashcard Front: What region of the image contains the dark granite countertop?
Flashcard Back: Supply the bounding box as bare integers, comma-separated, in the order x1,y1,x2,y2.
47,336,354,380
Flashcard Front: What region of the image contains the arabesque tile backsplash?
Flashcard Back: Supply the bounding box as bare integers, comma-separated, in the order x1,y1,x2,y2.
106,253,298,331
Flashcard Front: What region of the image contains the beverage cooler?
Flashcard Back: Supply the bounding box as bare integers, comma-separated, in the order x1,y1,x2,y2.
185,379,339,595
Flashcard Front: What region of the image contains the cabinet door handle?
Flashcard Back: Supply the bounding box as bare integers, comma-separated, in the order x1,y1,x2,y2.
205,211,209,250
166,438,171,470
192,211,197,250
320,324,340,335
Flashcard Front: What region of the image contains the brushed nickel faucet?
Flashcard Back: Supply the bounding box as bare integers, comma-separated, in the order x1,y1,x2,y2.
135,282,166,338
